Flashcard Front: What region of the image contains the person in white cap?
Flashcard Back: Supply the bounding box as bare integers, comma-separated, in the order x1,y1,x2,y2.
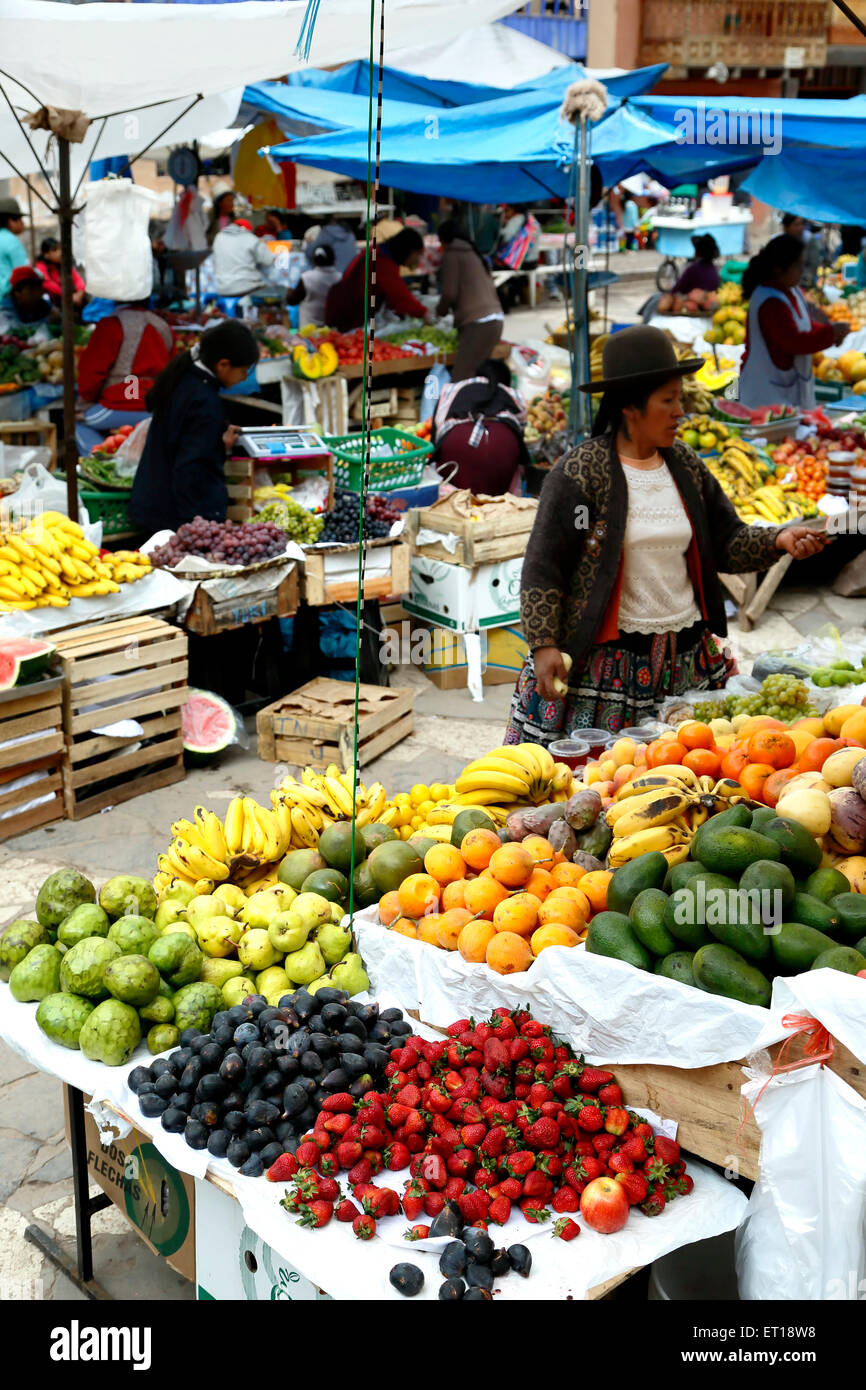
0,197,28,298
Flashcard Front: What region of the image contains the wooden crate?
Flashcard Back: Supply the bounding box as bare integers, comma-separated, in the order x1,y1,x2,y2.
302,538,411,606
0,677,64,840
225,453,334,522
183,565,300,637
257,678,413,769
55,616,188,820
405,500,537,567
0,418,57,469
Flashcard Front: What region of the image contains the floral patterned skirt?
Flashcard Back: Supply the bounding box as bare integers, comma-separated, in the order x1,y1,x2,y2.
505,623,732,746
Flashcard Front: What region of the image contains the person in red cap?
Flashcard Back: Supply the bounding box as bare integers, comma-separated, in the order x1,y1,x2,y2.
0,265,54,334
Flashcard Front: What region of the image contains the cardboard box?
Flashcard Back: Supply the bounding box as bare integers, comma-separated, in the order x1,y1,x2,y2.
195,1178,330,1300
420,622,527,690
404,553,523,632
64,1092,195,1282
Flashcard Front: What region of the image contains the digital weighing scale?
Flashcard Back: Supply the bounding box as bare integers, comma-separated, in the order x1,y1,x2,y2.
231,426,331,467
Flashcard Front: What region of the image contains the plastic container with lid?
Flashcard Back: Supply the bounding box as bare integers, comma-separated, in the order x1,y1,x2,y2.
827,450,857,495
548,738,590,770
564,727,611,759
849,465,866,500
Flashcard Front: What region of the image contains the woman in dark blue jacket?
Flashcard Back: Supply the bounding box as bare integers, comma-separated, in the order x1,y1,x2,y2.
130,320,258,535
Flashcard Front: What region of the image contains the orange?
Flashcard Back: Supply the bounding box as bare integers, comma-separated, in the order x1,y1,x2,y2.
682,747,722,779
492,891,541,938
485,930,533,975
458,918,497,963
525,867,554,901
417,914,442,946
460,827,501,871
739,762,775,802
677,720,714,750
398,872,441,919
424,843,467,885
763,767,801,809
579,869,612,913
530,923,580,955
550,861,587,890
739,715,784,738
489,844,534,888
442,878,469,911
436,907,474,951
538,893,589,931
746,729,796,770
720,746,749,782
521,835,556,866
463,875,510,920
390,917,418,939
798,736,842,773
378,890,401,926
646,739,686,768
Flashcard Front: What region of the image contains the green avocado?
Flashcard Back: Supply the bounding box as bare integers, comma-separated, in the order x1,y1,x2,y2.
693,943,771,1007
607,851,668,915
585,910,654,971
629,888,677,957
830,893,866,944
654,951,697,988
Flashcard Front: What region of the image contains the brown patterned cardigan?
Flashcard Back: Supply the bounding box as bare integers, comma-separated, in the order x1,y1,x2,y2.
521,432,783,661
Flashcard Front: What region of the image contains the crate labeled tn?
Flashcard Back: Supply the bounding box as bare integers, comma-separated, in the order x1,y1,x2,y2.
55,616,188,820
257,677,413,769
0,676,65,840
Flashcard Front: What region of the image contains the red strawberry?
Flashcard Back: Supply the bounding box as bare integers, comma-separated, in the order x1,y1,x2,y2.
360,1188,390,1218
604,1107,630,1136
444,1176,468,1201
295,1141,320,1168
335,1140,363,1169
423,1191,446,1218
316,1176,340,1203
552,1185,580,1213
552,1217,580,1241
608,1152,634,1176
592,1133,617,1154
395,1084,421,1108
400,1178,428,1220
664,1174,694,1200
296,1200,333,1229
552,1074,574,1100
535,1151,563,1178
457,1190,490,1224
534,1061,556,1082
505,1150,535,1178
520,1199,550,1224
575,1105,603,1132
266,1153,298,1183
644,1156,670,1184
403,1223,430,1241
597,1083,622,1107
641,1188,666,1218
488,1195,512,1226
615,1172,649,1206
577,1065,613,1093
352,1181,376,1204
527,1117,561,1150
497,1176,524,1201
386,1103,410,1127
523,1170,554,1202
621,1135,647,1165
480,1125,507,1160
336,1198,360,1222
322,1092,354,1113
323,1113,352,1137
317,1153,339,1178
447,1148,474,1177
529,1037,554,1062
528,1082,554,1108
510,1038,529,1062
352,1212,376,1240
347,1158,372,1186
279,1188,302,1213
520,1020,545,1038
460,1123,486,1149
654,1136,681,1166
473,1167,496,1190
384,1142,410,1171
632,1121,654,1142
418,1153,447,1190
574,1140,595,1158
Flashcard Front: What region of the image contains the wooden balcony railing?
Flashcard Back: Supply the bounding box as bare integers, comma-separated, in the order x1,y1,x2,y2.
640,0,828,67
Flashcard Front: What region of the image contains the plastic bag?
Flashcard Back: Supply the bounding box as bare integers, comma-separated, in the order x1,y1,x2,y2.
163,189,208,255
112,420,150,481
2,462,93,532
83,179,155,303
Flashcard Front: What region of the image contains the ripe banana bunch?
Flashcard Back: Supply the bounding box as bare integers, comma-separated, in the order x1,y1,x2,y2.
454,743,556,806
606,785,696,838
425,801,510,828
0,513,153,611
607,823,692,869
280,763,383,828
102,550,152,585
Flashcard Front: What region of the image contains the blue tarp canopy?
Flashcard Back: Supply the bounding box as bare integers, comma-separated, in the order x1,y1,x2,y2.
243,80,424,135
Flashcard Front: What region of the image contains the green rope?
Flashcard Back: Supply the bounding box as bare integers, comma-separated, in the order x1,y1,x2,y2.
346,0,385,927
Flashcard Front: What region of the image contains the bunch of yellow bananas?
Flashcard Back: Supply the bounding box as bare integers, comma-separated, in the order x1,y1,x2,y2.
734,483,817,524
101,549,152,584
276,763,387,840
454,743,561,806
606,765,747,868
155,798,293,898
0,513,151,611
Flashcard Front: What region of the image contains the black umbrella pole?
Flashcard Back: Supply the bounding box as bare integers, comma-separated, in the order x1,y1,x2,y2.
58,138,78,521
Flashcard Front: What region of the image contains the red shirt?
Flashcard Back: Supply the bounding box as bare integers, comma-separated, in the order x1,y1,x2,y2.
34,259,85,305
324,249,426,331
77,311,173,410
743,289,835,373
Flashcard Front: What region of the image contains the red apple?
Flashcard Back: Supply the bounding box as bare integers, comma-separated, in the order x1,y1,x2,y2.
580,1176,630,1234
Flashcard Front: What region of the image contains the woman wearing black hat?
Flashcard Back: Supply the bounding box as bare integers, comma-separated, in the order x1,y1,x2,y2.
507,325,830,741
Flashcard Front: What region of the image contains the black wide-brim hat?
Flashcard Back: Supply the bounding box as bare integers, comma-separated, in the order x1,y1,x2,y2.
579,324,704,394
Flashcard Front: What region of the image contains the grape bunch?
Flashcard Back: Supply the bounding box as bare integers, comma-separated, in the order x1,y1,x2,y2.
319,489,401,544
150,517,287,569
694,674,817,724
255,498,324,544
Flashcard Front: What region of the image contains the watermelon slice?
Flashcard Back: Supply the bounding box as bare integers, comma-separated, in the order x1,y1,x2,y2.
748,407,775,426
714,400,752,422
0,637,56,690
181,688,238,765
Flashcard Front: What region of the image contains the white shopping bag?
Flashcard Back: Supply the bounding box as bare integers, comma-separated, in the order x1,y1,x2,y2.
84,178,156,302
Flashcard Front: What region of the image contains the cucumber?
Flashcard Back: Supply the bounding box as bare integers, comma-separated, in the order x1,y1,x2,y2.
771,922,838,975
654,951,696,988
811,945,866,975
789,891,841,938
693,943,771,1008
585,911,654,971
663,873,736,950
606,851,668,916
629,888,677,957
830,892,866,944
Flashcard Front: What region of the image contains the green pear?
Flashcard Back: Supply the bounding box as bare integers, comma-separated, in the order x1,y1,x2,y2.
315,921,353,966
213,883,247,912
237,927,281,972
256,965,291,1000
329,952,370,997
197,916,244,959
155,900,188,932
292,892,333,934
186,896,229,927
283,940,326,985
200,957,246,989
221,975,256,1008
328,903,345,924
306,973,331,995
167,921,197,942
163,881,197,907
241,884,297,929
267,909,311,955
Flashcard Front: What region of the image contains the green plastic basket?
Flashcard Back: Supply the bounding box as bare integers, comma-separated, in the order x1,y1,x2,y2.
324,427,432,493
80,489,134,536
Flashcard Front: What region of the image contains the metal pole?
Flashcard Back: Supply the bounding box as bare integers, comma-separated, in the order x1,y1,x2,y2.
574,113,589,441
58,137,78,521
26,183,35,260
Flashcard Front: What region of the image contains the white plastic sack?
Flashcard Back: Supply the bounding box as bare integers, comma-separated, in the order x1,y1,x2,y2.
83,179,156,303
2,462,93,532
163,190,208,255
